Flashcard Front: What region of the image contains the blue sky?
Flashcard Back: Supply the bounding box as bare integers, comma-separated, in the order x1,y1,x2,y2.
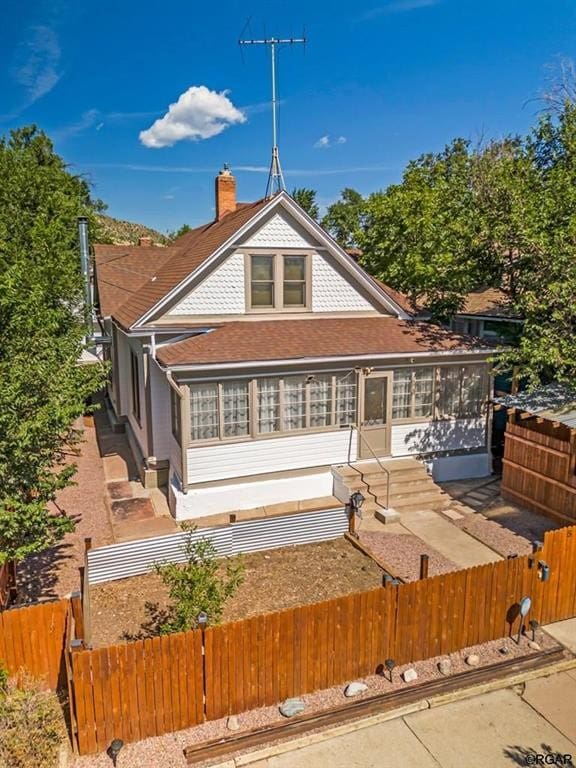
2,0,575,233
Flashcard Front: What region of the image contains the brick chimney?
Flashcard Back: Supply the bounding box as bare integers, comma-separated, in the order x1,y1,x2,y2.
138,236,153,247
215,164,236,221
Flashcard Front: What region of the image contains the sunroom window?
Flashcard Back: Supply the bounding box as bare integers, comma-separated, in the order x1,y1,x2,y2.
392,367,434,420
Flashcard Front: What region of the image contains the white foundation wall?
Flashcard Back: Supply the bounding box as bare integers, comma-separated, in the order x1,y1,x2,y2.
186,430,358,485
391,418,486,457
149,359,172,459
311,253,375,312
170,470,334,519
168,253,245,315
425,453,492,482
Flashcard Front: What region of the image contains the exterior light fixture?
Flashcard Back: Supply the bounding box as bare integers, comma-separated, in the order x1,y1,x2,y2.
532,540,543,554
537,561,550,582
108,739,124,766
197,611,209,628
529,619,539,641
347,491,365,538
384,658,396,682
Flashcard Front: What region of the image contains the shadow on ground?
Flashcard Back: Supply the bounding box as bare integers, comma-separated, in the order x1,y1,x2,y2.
504,743,575,766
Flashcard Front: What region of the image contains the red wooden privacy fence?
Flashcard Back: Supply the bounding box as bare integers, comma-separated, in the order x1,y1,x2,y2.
66,525,576,754
1,526,575,755
0,599,69,690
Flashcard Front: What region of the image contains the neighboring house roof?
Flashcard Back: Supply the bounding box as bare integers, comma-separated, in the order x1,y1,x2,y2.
369,277,414,316
458,288,518,319
156,317,491,368
494,383,576,427
94,199,269,327
94,244,177,318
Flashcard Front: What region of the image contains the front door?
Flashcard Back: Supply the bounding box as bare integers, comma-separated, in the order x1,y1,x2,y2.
359,373,392,459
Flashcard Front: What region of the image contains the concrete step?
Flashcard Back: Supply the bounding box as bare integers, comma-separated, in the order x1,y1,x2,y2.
391,494,448,512
338,468,429,492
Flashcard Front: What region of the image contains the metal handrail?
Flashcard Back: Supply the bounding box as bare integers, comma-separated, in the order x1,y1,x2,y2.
349,425,391,510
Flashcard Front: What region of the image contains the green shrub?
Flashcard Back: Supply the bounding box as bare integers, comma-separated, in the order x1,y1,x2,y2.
155,525,244,633
0,676,66,768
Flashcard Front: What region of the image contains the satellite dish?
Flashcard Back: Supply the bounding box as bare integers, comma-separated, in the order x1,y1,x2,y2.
519,596,532,617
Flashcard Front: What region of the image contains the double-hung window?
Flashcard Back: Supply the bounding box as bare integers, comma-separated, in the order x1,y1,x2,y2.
249,254,309,310
130,351,141,423
170,387,181,443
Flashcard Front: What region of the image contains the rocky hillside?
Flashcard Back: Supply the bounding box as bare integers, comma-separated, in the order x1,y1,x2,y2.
95,214,170,245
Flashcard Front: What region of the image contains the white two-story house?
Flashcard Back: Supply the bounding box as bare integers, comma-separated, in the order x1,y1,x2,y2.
94,168,494,520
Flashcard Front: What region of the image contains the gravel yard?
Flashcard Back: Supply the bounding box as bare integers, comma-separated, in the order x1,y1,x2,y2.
451,513,534,557
16,407,114,602
358,530,459,581
70,630,560,768
90,538,384,648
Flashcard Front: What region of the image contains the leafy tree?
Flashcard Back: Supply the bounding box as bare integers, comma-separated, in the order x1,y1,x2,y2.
169,223,192,240
321,188,366,248
360,140,485,320
291,188,319,220
497,104,576,385
154,526,244,633
0,126,106,563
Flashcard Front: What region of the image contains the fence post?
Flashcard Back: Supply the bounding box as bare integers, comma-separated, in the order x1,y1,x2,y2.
70,591,85,643
419,554,429,580
64,604,80,754
347,503,356,537
81,538,92,648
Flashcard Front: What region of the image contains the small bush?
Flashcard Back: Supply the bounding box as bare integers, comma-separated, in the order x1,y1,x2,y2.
155,525,244,633
0,675,66,768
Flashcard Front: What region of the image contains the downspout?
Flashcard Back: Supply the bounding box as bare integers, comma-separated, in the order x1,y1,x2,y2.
78,217,93,338
167,371,189,495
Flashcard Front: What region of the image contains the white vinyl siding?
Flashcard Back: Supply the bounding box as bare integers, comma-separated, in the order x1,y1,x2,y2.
186,430,359,484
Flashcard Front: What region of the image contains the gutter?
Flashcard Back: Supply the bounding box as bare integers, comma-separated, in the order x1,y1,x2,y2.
160,347,498,373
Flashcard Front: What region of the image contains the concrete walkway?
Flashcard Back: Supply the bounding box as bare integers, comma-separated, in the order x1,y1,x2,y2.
227,671,576,768
396,508,502,568
544,618,576,655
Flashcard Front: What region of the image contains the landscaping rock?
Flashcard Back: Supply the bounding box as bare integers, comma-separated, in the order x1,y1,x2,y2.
344,681,368,697
438,659,452,676
528,640,541,651
465,654,480,666
402,668,418,683
227,715,240,731
279,698,306,718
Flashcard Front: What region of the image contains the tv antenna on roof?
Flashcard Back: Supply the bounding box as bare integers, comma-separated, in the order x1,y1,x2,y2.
239,32,306,198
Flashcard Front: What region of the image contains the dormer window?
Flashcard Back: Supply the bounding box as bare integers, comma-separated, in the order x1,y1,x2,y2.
248,253,310,311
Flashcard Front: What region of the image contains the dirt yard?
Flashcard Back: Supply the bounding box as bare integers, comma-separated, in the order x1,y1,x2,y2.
90,538,383,648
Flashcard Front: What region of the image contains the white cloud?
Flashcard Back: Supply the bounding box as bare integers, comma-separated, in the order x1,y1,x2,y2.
360,0,439,20
314,135,347,149
52,109,100,141
139,86,246,148
13,25,62,105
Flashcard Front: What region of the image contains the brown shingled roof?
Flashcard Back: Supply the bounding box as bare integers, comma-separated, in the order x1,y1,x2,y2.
94,244,176,318
460,288,518,318
156,317,490,367
94,199,269,327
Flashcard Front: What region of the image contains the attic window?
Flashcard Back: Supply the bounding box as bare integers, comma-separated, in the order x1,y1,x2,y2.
248,253,310,312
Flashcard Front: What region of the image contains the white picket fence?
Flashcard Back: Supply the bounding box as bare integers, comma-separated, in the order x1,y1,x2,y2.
87,507,348,584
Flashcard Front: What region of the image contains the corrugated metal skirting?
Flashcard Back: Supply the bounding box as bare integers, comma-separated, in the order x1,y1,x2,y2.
87,507,348,585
